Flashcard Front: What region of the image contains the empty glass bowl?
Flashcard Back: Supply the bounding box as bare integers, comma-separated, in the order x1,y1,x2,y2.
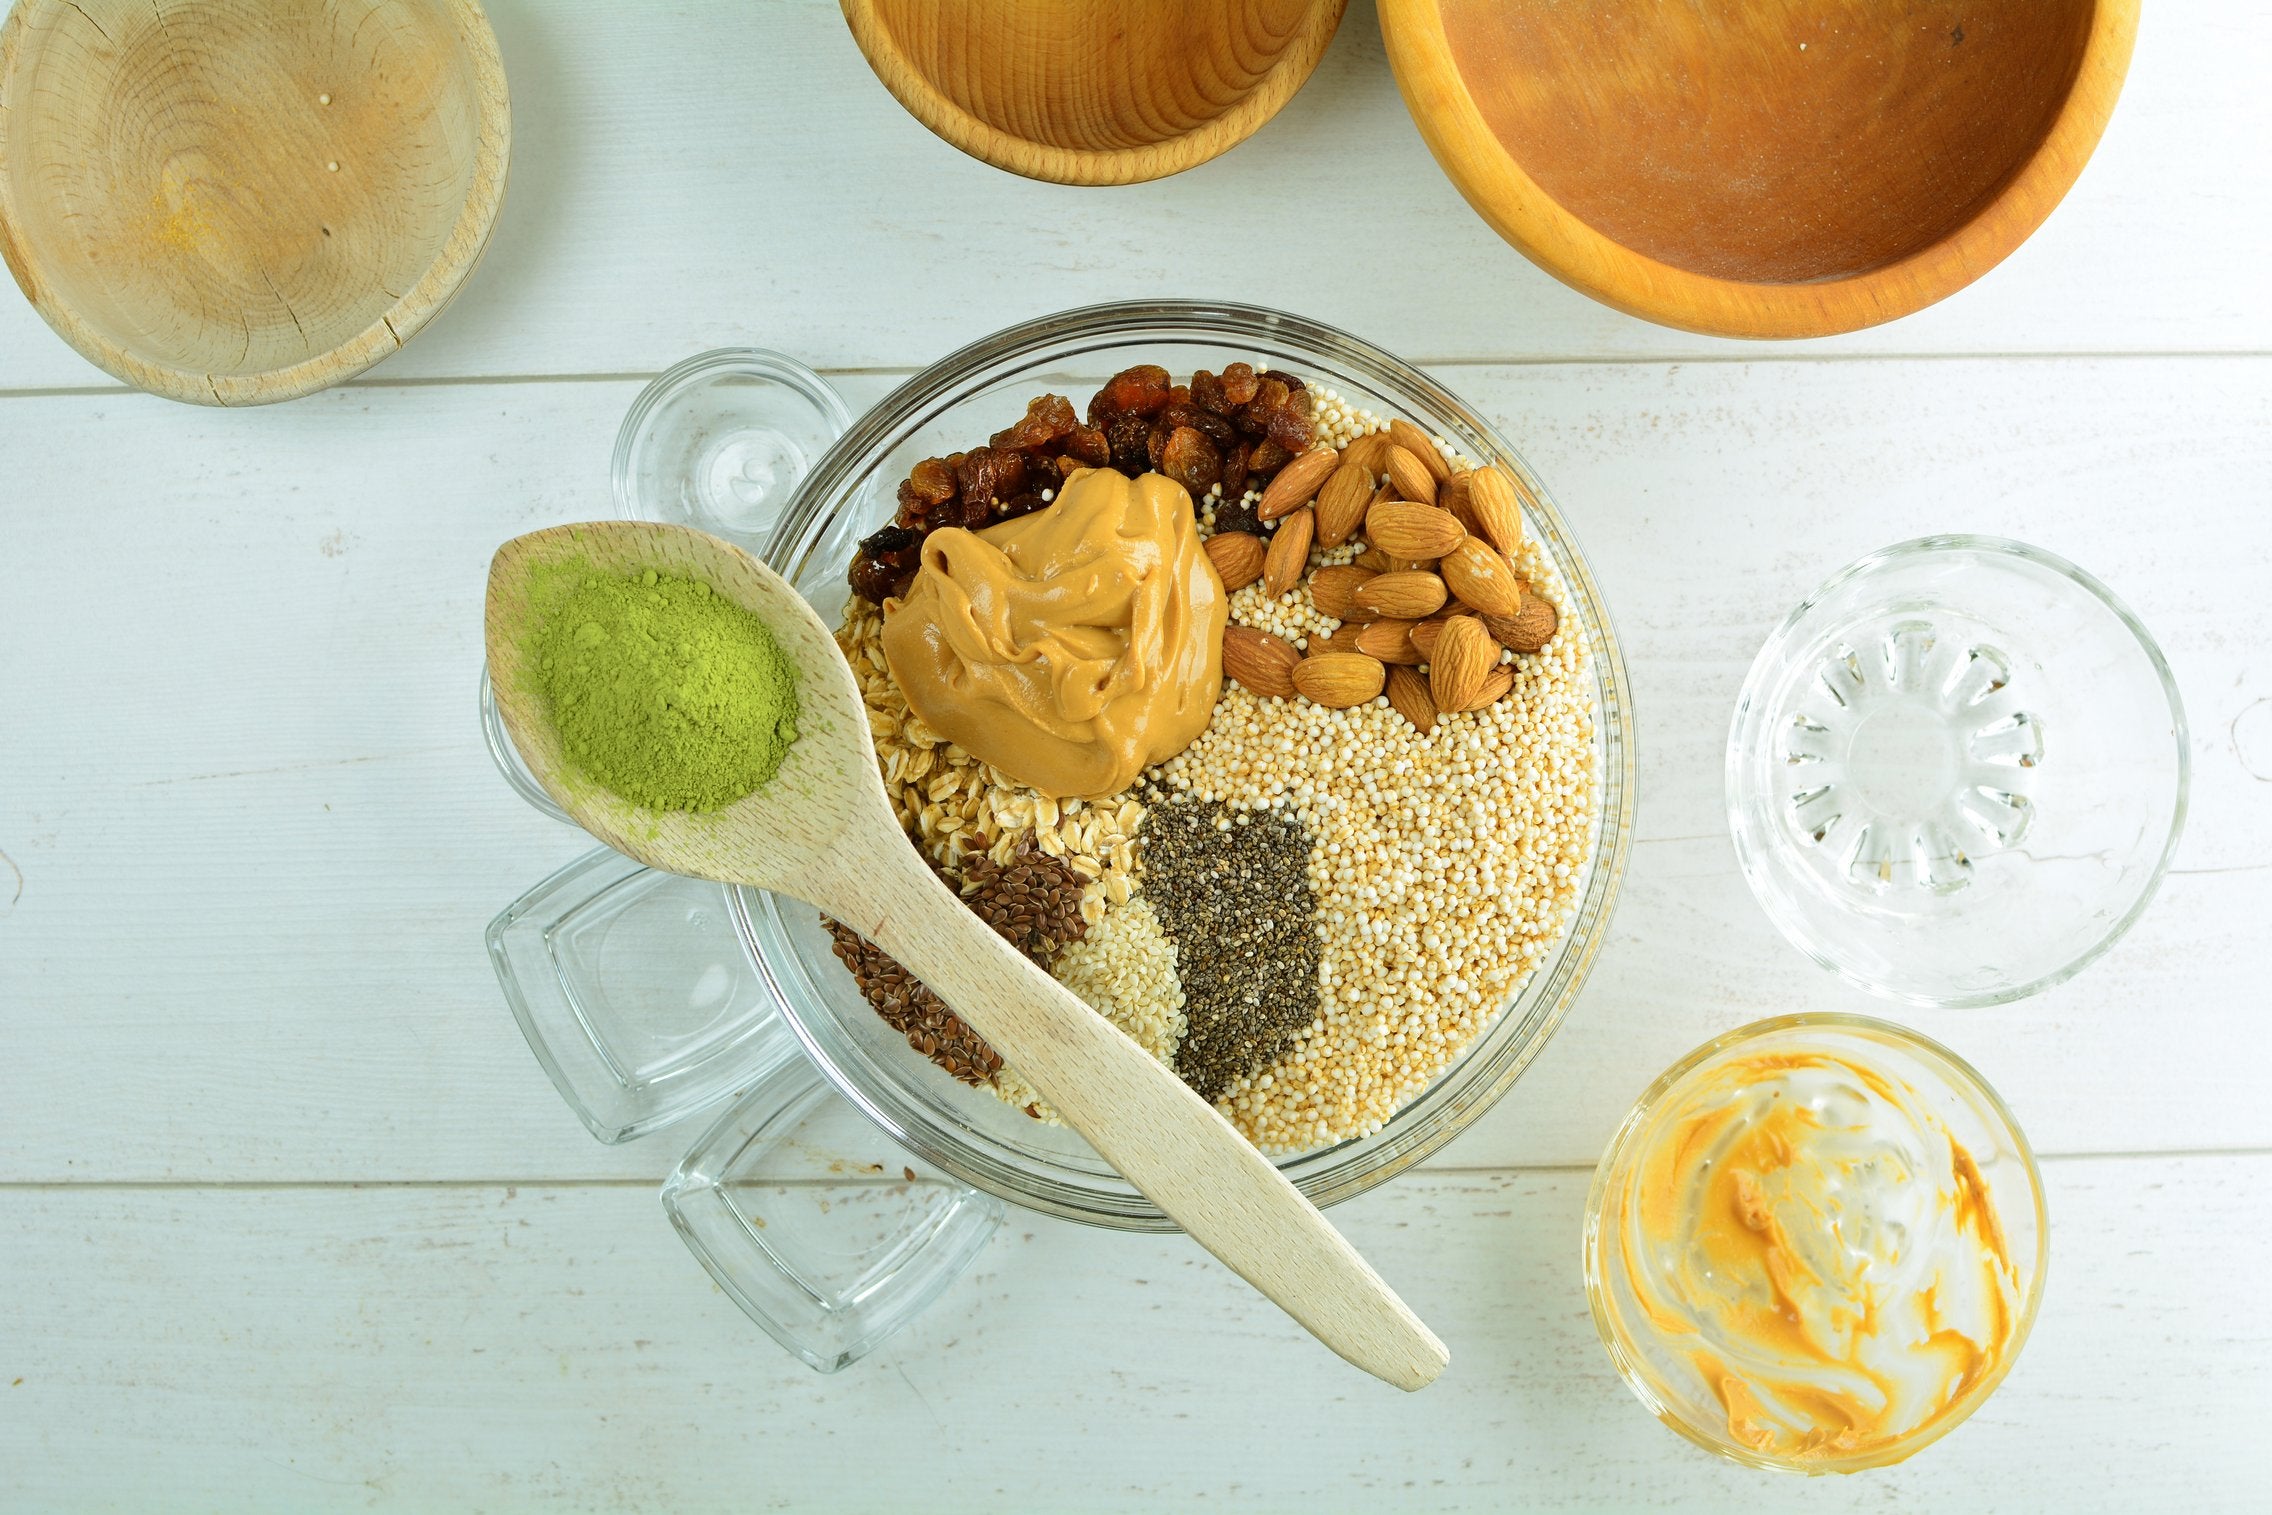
1584,1014,2048,1474
1727,537,2187,1007
613,348,853,552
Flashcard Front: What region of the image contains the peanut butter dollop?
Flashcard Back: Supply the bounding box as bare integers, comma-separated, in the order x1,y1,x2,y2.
881,467,1226,799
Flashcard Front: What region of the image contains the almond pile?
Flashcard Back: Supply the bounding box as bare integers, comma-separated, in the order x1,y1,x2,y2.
1211,419,1562,733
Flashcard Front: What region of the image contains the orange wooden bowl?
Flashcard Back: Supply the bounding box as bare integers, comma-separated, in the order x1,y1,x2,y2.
842,0,1347,186
1378,0,2138,338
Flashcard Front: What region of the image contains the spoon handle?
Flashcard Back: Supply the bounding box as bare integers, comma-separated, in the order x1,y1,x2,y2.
821,840,1448,1391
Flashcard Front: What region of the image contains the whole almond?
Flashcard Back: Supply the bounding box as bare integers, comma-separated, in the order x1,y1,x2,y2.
1317,623,1369,656
1439,537,1523,618
1429,614,1496,711
1439,470,1476,532
1314,460,1376,549
1385,445,1437,506
1292,652,1386,709
1467,464,1526,559
1352,546,1394,574
1365,499,1464,561
1408,613,1459,661
1352,570,1448,620
1308,563,1377,620
1342,430,1394,479
1488,592,1560,652
1455,665,1516,712
1385,665,1437,734
1256,448,1339,522
1389,419,1451,482
1263,508,1314,597
1355,618,1425,665
1221,625,1300,699
1202,530,1265,591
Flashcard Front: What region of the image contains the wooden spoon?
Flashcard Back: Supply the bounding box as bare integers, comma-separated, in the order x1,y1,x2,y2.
485,522,1448,1391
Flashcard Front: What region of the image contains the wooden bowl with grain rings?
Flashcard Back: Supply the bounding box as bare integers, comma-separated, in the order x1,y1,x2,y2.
0,0,509,405
1378,0,2138,339
841,0,1346,186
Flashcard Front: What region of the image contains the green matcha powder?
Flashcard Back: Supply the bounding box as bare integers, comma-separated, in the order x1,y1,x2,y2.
531,566,800,812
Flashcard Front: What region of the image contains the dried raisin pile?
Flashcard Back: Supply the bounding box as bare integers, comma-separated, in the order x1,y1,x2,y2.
848,362,1318,602
849,393,1106,602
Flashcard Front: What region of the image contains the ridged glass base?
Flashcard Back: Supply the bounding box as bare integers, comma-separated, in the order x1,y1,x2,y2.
1782,620,2043,898
1729,537,2185,1007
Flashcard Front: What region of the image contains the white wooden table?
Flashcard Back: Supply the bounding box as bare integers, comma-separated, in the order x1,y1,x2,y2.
4,3,2268,1508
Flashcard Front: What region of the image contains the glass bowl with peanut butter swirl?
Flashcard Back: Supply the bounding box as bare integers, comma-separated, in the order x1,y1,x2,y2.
1584,1014,2047,1474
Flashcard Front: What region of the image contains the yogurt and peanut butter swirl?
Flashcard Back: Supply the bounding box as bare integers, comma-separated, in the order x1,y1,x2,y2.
1607,1043,2024,1464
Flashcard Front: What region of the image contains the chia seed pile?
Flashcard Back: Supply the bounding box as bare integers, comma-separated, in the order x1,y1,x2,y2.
831,365,1601,1153
1136,789,1320,1102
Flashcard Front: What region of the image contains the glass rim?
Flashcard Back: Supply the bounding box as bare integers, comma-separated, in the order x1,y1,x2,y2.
1581,1011,2051,1475
610,345,856,522
730,298,1641,1230
1724,532,2192,1009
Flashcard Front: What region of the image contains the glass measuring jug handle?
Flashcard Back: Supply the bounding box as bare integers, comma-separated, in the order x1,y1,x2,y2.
487,845,1001,1371
479,664,573,824
482,349,987,1370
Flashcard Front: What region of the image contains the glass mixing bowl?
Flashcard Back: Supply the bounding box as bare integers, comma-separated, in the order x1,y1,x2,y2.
730,301,1637,1230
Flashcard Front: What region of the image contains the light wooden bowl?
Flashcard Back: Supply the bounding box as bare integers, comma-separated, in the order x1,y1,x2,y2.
1378,0,2138,338
0,0,509,404
841,0,1346,186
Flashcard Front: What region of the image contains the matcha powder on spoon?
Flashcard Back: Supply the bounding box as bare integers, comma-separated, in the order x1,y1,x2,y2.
531,566,800,812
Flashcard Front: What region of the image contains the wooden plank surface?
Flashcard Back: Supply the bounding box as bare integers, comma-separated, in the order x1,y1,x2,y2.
3,357,2264,1183
7,2,2271,1505
1,0,2267,393
3,1157,2263,1511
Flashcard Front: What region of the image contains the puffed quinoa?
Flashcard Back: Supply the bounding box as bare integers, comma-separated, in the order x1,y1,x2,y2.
835,376,1599,1152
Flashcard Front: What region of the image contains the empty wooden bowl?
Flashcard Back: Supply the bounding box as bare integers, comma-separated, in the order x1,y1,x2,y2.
0,0,509,404
841,0,1346,186
1379,0,2138,338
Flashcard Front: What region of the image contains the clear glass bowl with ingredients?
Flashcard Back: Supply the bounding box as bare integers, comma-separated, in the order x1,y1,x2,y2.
733,301,1637,1230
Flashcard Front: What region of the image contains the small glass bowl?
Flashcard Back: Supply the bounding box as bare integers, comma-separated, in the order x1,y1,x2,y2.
1727,536,2188,1007
729,300,1639,1229
613,348,854,552
1583,1014,2049,1475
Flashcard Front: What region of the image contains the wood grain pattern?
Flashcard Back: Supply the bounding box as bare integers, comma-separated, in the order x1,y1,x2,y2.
1378,0,2139,337
2,1158,2263,1509
0,3,2265,1497
840,0,1345,185
0,1,2260,385
0,358,2263,1186
0,0,508,403
483,521,1446,1389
